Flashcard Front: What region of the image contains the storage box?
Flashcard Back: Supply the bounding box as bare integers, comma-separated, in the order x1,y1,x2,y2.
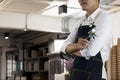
118,38,120,46
16,76,26,80
111,46,117,80
55,73,70,80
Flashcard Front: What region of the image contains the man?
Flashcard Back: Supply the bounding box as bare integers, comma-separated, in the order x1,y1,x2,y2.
61,0,112,80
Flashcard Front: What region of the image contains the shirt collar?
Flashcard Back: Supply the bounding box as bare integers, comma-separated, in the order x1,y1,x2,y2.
80,7,102,25
87,7,101,22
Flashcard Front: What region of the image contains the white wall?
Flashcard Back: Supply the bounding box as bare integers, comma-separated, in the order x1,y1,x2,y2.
111,11,120,45
1,48,9,80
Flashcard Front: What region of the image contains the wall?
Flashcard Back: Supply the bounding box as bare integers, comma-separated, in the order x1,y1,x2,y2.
1,48,10,80
111,11,120,45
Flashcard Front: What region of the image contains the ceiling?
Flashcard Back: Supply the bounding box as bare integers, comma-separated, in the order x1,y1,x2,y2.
0,0,116,15
0,0,67,13
0,27,52,42
0,0,119,17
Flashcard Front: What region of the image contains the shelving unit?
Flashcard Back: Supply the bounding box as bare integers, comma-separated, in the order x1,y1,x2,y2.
23,42,49,80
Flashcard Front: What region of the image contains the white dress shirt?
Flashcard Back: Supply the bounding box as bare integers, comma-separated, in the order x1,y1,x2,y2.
61,8,113,79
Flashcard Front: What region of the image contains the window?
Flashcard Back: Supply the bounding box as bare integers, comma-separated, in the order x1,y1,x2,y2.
6,50,18,80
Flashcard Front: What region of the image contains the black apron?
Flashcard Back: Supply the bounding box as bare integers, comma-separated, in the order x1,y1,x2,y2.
70,25,103,80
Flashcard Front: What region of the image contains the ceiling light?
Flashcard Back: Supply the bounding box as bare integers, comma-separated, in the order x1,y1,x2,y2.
4,33,9,39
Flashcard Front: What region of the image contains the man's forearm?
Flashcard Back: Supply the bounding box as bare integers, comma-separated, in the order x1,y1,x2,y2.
65,38,89,54
65,43,82,54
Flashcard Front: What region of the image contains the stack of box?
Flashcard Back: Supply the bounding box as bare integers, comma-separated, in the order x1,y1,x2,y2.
111,46,117,80
117,38,120,46
44,61,48,71
111,38,120,80
55,74,65,80
117,38,120,80
31,50,37,58
32,75,40,80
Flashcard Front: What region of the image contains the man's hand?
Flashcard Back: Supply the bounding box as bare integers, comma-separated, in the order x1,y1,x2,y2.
77,38,89,49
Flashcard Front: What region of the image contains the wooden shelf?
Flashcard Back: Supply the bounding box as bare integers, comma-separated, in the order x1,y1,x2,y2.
24,58,38,61
38,56,48,59
24,56,48,61
23,42,49,80
25,70,48,73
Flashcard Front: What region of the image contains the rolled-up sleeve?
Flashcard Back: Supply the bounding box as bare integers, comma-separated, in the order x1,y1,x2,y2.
80,13,112,59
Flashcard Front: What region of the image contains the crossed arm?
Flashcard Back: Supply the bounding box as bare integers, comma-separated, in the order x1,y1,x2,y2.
65,38,89,57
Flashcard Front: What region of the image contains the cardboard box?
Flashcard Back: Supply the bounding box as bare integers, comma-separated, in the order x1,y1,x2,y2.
117,38,120,46
16,76,26,80
55,73,69,80
111,46,117,80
